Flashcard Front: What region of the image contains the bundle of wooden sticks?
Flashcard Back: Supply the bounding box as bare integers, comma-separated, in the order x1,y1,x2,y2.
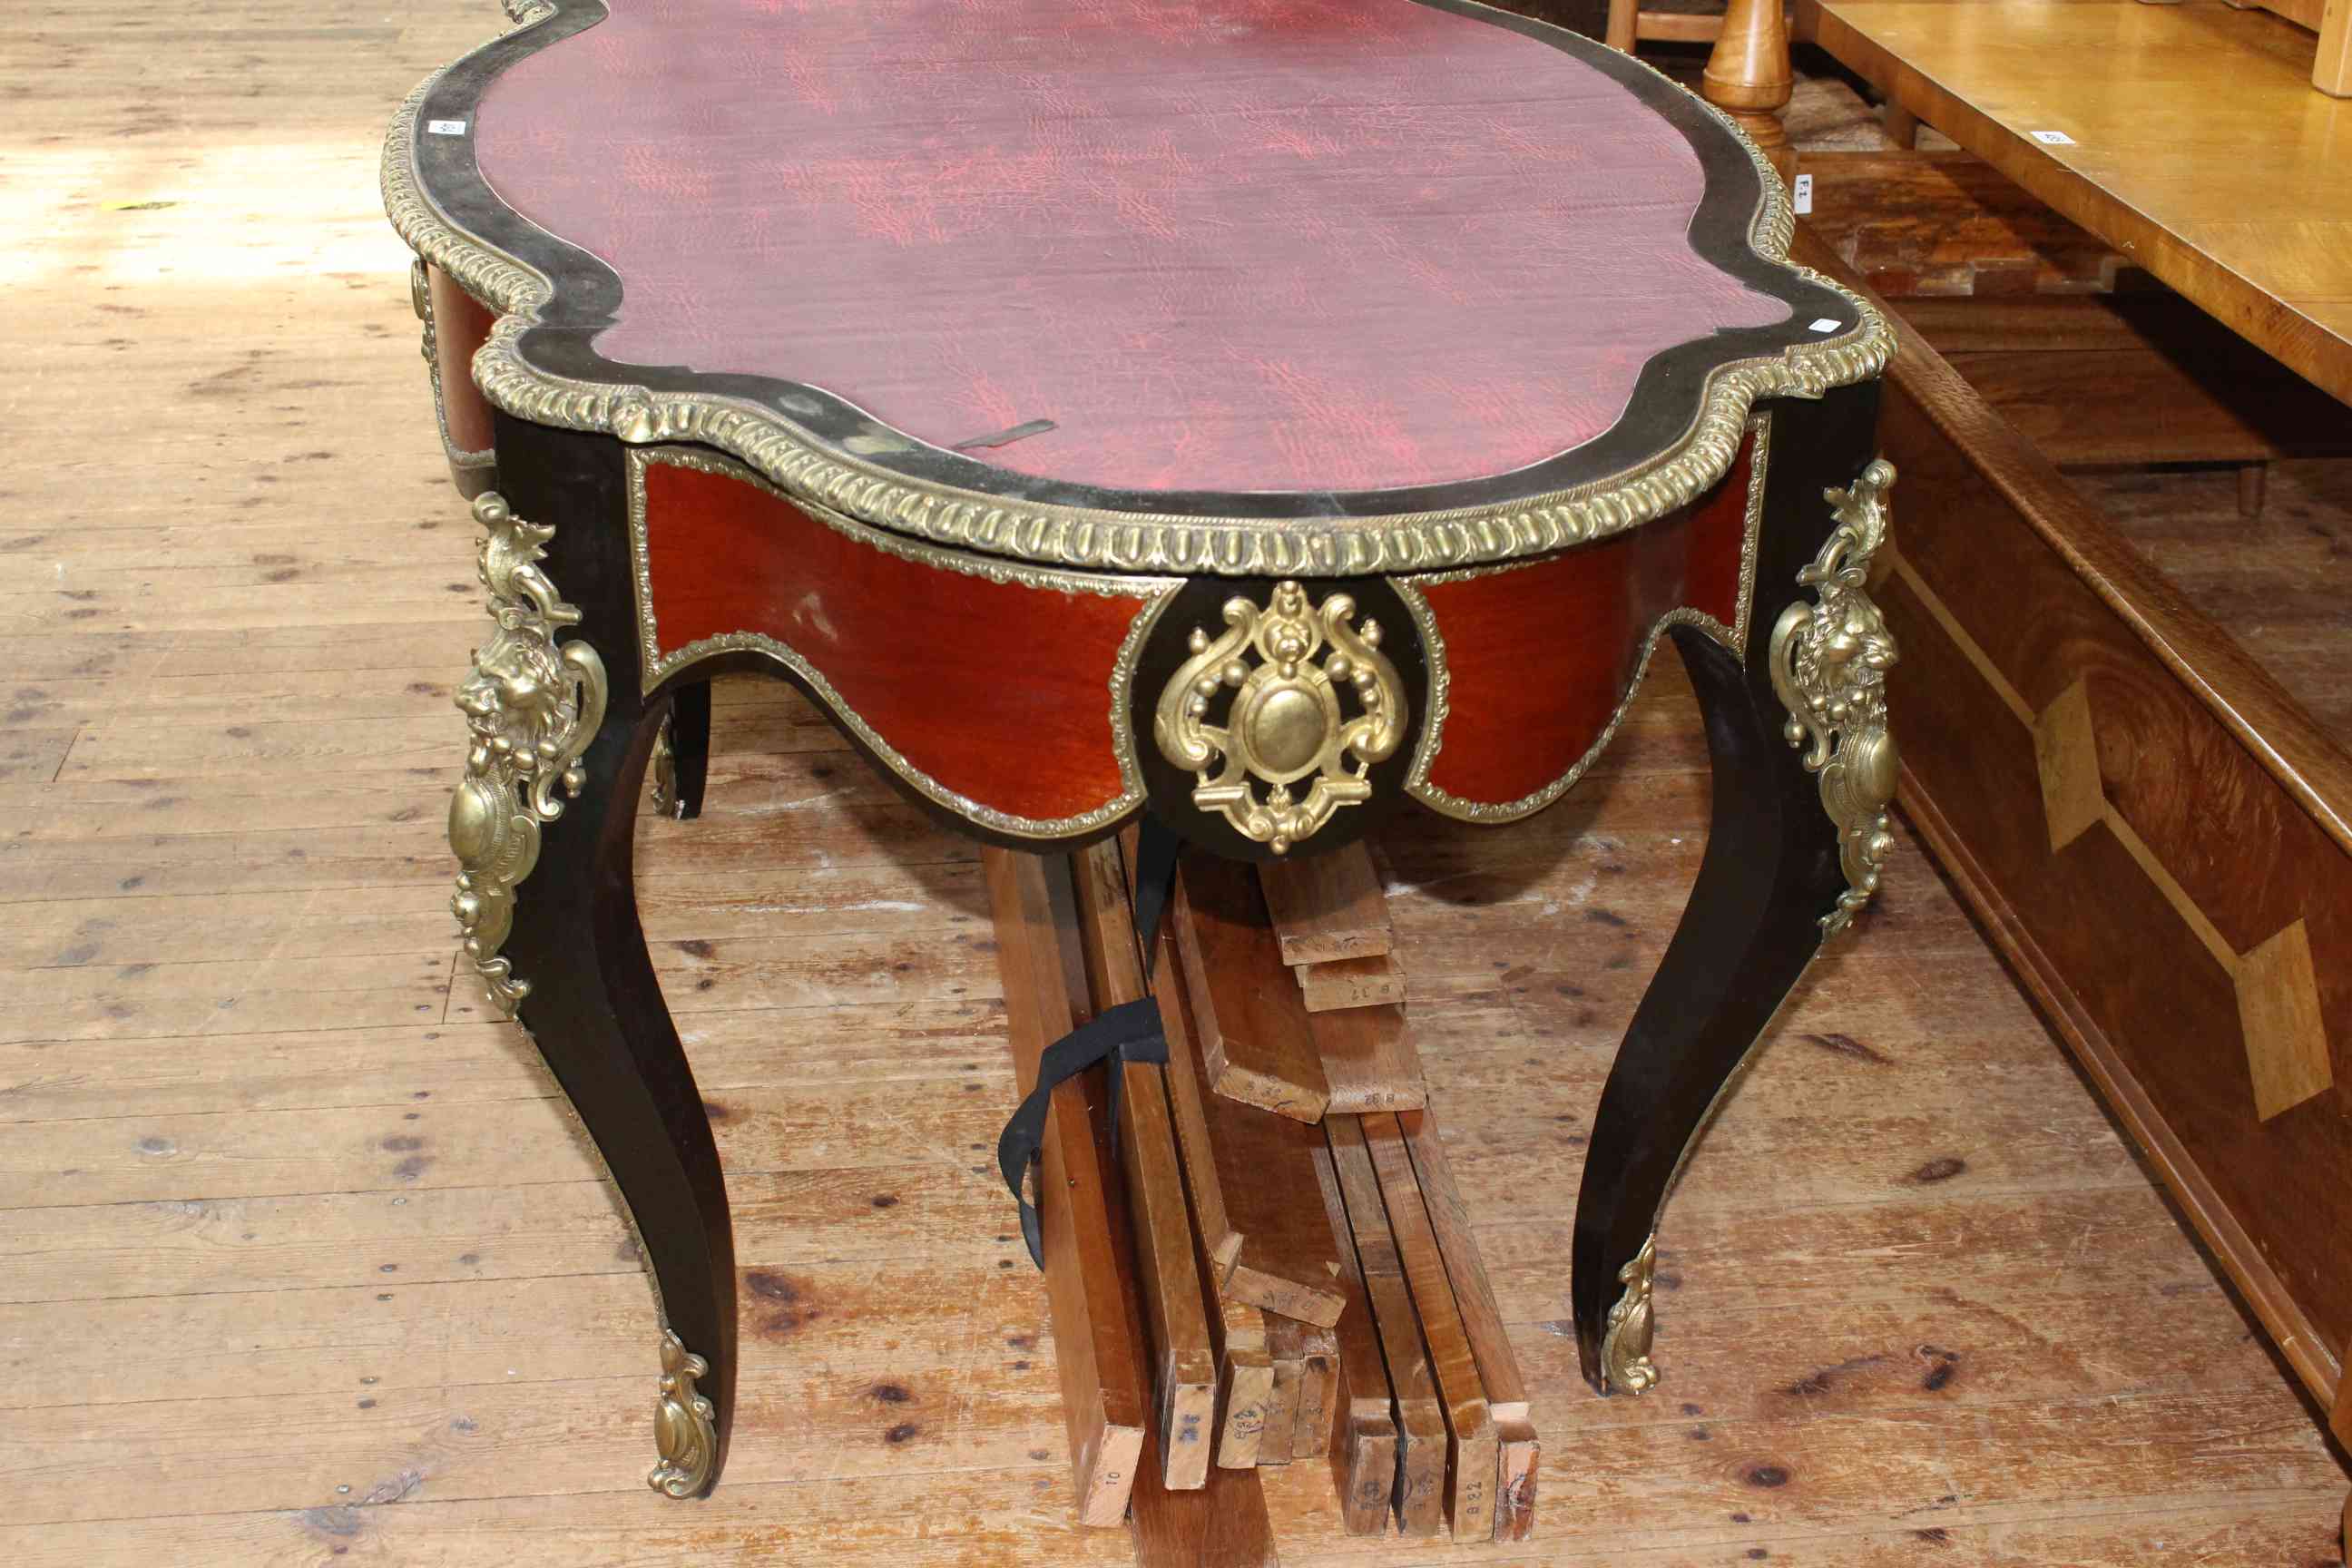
985,834,1539,1562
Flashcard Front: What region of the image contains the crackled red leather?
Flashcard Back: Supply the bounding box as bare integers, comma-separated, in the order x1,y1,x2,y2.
475,0,1786,495
640,457,1146,821
1415,432,1752,804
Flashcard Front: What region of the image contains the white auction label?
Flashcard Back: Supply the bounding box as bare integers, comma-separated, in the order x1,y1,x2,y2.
2029,129,2076,145
1792,172,1814,215
1808,318,1842,334
427,119,469,136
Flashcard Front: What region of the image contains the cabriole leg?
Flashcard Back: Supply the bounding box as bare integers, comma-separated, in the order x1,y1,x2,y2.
446,490,738,1496
1572,461,1900,1395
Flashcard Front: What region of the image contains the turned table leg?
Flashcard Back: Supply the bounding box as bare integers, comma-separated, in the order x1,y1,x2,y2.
1704,0,1796,181
446,488,739,1497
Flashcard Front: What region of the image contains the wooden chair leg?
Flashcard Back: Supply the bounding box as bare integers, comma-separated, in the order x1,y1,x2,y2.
1604,0,1636,53
1703,0,1796,180
2238,461,2269,519
1883,102,1921,150
1568,623,1848,1394
478,684,738,1496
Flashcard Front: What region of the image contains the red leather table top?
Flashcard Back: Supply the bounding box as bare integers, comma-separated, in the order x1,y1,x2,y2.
472,0,1788,496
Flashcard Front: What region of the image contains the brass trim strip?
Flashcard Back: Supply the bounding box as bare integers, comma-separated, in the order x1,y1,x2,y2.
411,259,496,477
382,65,1889,577
1401,416,1771,823
623,446,1178,840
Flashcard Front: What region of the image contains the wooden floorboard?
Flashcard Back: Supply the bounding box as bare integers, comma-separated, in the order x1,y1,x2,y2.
0,2,2344,1560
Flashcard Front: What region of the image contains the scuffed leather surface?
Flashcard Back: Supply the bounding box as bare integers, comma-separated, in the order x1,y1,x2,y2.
476,0,1787,495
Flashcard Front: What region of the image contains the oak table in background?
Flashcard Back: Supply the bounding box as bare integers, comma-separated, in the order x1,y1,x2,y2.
1798,0,2352,407
388,0,1896,1497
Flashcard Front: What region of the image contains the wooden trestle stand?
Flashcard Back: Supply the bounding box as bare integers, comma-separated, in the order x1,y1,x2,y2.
984,837,1541,1558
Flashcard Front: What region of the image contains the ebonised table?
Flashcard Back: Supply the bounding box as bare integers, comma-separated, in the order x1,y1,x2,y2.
388,0,1898,1498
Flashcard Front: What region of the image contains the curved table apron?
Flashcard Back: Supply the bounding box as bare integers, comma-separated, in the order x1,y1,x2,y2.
388,0,1899,1498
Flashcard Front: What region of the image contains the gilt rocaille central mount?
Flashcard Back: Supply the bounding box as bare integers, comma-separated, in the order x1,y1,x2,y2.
1153,581,1408,854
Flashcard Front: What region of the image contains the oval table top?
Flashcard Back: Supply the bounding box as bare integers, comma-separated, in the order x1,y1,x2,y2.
388,0,1887,573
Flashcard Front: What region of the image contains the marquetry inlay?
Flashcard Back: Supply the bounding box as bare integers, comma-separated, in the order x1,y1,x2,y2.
2237,922,2332,1122
1897,568,2337,1123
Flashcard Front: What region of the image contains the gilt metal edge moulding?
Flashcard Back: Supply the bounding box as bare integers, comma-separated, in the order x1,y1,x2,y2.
380,0,1893,578
409,258,495,485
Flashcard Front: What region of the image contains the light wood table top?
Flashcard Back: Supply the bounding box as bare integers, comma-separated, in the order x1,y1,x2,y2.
1798,0,2352,407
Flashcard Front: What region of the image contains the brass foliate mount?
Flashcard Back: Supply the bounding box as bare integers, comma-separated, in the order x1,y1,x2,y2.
1599,1234,1661,1395
648,1328,719,1499
1769,459,1900,938
446,491,609,1014
649,713,680,818
1152,580,1407,854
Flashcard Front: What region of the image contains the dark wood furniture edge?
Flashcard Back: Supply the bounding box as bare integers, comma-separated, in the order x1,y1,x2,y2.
1793,223,2349,1406
1793,0,2352,408
1897,770,2342,1402
1789,226,2352,857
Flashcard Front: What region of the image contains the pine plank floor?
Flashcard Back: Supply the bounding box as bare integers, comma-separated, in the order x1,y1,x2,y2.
2,2,2346,1562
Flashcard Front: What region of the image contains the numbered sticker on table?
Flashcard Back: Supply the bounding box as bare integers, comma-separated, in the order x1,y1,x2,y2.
2029,129,2076,146
427,119,469,137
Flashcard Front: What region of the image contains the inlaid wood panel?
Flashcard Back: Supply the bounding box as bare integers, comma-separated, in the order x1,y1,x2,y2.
1791,230,2352,1407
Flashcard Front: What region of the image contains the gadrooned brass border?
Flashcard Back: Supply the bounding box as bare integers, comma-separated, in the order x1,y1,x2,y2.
1398,415,1771,824
623,446,1179,840
382,32,1889,578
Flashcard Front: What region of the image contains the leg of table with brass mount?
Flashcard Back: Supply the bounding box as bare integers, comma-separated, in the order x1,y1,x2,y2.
1571,446,1900,1398
444,474,739,1499
652,680,711,821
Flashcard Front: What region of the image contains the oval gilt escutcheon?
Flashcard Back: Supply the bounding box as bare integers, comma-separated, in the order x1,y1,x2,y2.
1138,576,1429,859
